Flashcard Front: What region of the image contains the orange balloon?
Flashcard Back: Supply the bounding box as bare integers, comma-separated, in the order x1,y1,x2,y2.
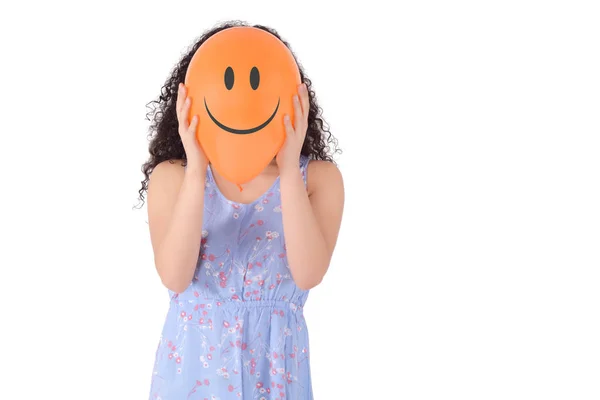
185,27,301,187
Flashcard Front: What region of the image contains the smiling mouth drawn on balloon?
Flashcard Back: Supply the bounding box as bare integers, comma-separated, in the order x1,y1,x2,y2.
204,98,280,135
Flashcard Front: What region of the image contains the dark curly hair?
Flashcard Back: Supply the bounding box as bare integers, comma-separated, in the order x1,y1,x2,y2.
137,20,340,206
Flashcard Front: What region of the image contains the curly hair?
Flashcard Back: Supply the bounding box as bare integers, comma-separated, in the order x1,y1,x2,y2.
137,20,340,206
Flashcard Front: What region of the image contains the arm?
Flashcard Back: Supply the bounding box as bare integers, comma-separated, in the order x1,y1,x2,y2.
147,160,206,293
280,160,345,290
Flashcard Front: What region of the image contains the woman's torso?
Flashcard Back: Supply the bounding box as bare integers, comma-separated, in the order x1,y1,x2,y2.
149,155,314,400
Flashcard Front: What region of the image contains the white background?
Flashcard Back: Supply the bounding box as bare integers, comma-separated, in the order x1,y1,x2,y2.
1,1,599,399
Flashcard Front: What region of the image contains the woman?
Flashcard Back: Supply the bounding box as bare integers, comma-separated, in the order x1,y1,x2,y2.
139,21,344,399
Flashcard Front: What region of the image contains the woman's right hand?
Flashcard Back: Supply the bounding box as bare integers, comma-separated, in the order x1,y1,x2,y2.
176,83,208,171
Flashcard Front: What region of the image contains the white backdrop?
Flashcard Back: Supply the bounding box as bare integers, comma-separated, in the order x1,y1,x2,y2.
1,1,599,399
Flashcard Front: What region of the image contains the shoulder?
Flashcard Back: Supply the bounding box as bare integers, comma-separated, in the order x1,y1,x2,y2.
148,159,186,194
150,159,186,177
306,159,344,197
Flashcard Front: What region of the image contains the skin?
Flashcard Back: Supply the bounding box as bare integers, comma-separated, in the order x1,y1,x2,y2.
147,83,344,293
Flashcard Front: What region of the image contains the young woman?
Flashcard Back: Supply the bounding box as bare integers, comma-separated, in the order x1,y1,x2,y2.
138,21,344,399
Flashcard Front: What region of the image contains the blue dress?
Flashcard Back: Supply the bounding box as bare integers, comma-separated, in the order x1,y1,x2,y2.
149,155,313,400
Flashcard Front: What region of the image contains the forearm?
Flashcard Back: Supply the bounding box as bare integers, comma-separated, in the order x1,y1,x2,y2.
156,167,205,292
280,166,329,290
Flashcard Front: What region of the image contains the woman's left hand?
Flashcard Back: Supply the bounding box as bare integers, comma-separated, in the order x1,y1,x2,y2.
276,83,310,172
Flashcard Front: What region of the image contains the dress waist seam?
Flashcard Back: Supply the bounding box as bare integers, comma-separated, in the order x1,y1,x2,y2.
172,298,304,312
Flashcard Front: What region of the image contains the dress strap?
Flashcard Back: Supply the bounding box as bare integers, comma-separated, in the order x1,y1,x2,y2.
299,155,310,187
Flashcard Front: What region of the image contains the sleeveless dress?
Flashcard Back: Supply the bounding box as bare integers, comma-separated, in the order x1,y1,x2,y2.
149,155,313,400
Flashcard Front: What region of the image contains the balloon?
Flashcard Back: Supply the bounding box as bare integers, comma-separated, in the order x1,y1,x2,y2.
184,27,302,188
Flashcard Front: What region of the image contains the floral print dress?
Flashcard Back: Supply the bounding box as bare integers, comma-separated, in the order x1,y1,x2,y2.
149,155,313,400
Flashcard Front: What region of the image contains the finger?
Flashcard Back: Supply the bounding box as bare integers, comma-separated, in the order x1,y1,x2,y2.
283,114,295,138
187,115,199,135
299,83,310,119
292,94,303,133
176,83,185,115
179,97,191,130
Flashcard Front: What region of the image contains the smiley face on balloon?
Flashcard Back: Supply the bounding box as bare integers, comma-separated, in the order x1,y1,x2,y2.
184,27,301,186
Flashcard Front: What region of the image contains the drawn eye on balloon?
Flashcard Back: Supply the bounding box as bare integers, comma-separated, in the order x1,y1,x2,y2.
185,27,301,187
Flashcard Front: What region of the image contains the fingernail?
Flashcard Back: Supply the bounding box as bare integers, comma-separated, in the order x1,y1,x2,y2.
284,115,290,122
